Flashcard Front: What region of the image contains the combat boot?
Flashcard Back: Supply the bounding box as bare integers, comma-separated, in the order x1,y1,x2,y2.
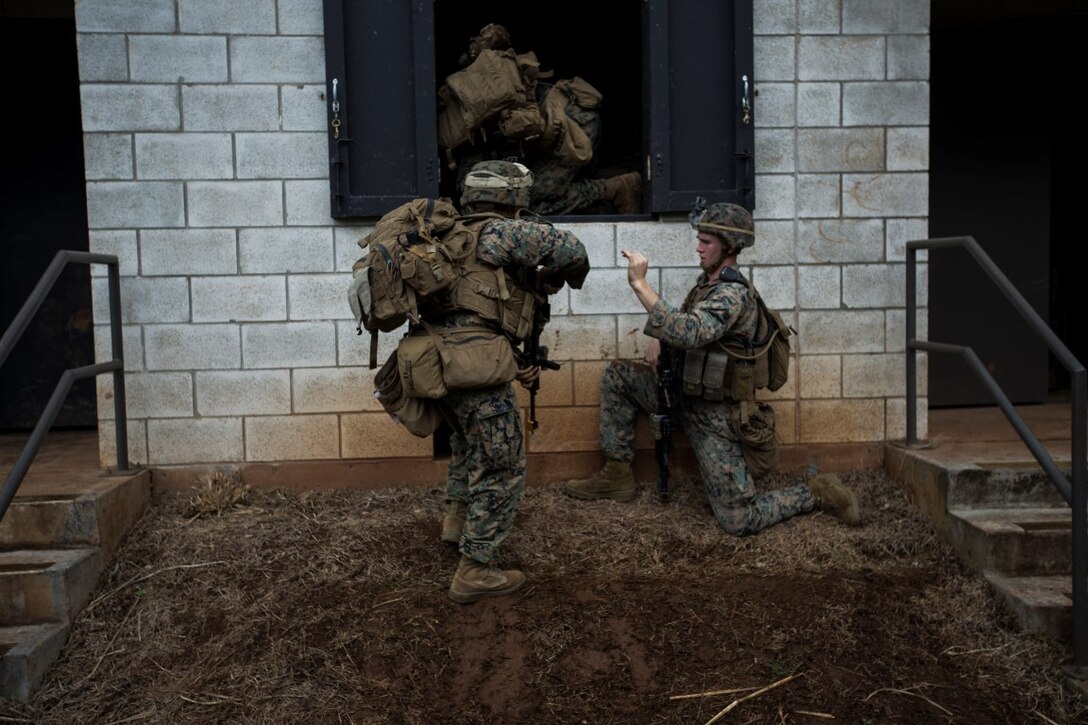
440,501,466,544
809,473,861,526
562,460,636,502
602,172,642,214
448,555,526,604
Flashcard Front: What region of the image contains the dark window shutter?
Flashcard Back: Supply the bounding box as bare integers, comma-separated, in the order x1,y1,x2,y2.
646,0,754,213
322,0,438,218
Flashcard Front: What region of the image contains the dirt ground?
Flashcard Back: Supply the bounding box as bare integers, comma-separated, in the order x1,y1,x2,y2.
3,469,1086,724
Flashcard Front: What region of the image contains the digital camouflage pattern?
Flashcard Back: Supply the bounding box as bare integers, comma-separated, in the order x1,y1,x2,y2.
691,202,756,251
647,271,759,348
531,169,612,216
444,384,525,563
592,268,815,536
459,160,533,211
597,361,813,535
437,213,588,562
528,100,607,215
476,218,590,289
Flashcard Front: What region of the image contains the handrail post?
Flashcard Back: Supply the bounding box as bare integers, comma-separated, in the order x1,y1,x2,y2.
1071,368,1087,673
906,243,918,444
107,262,132,474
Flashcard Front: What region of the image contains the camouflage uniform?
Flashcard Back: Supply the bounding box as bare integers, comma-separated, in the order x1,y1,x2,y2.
597,273,816,536
528,96,607,215
439,216,588,563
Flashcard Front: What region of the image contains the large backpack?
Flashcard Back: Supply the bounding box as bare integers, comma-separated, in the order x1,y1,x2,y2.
437,48,547,156
347,198,479,368
719,279,792,394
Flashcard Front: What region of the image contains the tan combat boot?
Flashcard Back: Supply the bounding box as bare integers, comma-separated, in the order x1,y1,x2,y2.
440,501,466,544
602,172,642,214
809,473,861,526
448,555,526,604
562,460,637,502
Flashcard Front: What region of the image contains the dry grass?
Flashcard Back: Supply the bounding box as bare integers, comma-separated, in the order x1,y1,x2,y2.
1,469,1084,723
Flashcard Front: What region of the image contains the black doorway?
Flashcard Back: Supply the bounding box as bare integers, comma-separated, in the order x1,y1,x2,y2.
928,2,1088,407
0,6,96,430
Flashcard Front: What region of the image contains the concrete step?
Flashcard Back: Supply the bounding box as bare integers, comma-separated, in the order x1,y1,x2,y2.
0,623,68,701
948,507,1074,577
946,464,1070,510
0,469,149,561
985,572,1076,642
0,548,103,626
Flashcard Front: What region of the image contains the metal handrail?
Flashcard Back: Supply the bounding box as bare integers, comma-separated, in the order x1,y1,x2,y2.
906,235,1087,676
0,250,135,523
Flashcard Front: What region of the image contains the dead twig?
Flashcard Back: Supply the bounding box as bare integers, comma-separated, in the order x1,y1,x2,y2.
864,685,953,717
793,712,834,719
85,561,229,613
704,673,802,725
670,685,761,700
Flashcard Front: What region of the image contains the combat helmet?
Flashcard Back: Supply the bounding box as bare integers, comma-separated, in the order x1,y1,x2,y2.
460,160,534,211
688,198,755,250
462,23,512,65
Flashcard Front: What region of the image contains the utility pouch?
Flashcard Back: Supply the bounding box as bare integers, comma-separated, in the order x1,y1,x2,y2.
397,334,447,399
396,327,516,399
437,328,517,390
702,349,729,401
731,401,779,479
730,358,756,401
682,348,707,397
373,351,443,437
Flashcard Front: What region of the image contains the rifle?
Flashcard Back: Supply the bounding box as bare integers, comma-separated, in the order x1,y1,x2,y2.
651,341,674,502
523,298,560,433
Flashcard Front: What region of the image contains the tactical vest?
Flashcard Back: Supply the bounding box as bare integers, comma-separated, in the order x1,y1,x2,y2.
678,267,764,402
430,215,542,343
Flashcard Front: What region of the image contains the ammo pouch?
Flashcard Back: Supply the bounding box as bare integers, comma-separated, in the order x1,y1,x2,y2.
682,347,763,402
396,326,517,399
373,351,444,437
730,401,779,479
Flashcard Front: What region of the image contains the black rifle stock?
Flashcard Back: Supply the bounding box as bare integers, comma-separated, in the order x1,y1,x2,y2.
651,342,674,502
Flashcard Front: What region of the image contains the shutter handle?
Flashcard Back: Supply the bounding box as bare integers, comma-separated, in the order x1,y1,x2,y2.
741,75,751,125
331,78,341,139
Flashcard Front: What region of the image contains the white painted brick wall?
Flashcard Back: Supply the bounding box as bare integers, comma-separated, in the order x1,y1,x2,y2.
141,229,238,276
799,36,885,80
84,133,133,179
76,34,129,81
75,0,930,465
192,276,287,322
80,85,179,132
181,86,281,131
148,418,244,464
135,134,234,179
129,35,228,82
145,324,241,370
188,182,284,227
86,182,184,228
76,1,176,33
240,228,335,274
196,370,291,416
242,322,335,368
179,0,277,34
797,128,884,172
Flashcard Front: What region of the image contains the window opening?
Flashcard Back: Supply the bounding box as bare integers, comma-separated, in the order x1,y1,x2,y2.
434,0,644,217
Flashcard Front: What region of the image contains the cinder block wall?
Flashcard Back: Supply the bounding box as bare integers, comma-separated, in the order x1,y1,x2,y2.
78,0,929,471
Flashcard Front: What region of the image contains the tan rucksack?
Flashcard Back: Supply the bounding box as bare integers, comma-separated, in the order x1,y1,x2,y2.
437,48,546,156
347,198,478,367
